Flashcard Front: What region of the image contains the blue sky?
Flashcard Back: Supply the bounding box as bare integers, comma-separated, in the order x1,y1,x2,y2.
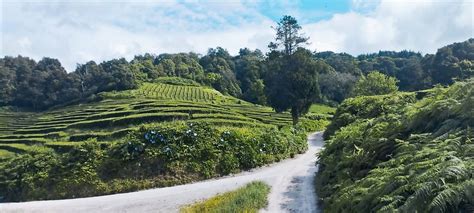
1,0,472,71
255,0,352,23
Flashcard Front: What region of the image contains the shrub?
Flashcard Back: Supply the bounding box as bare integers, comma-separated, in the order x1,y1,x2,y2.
0,121,307,201
350,71,399,97
323,92,416,139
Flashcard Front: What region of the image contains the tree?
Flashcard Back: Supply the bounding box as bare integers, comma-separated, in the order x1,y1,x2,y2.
265,16,322,125
199,47,242,97
130,54,163,80
428,38,474,85
397,56,431,91
157,53,205,80
234,48,266,104
319,71,358,104
268,15,309,56
265,48,322,125
0,64,15,106
351,71,399,97
314,51,362,75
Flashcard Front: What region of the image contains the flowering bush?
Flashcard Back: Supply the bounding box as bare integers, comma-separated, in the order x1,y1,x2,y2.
0,121,307,201
105,121,307,179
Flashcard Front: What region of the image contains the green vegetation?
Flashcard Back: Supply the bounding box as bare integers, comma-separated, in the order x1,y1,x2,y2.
181,181,270,213
0,78,334,160
131,82,240,103
265,16,328,125
316,39,473,105
0,76,331,201
308,104,336,115
350,71,399,96
1,34,471,110
0,122,306,201
0,79,328,201
316,80,474,212
0,68,330,201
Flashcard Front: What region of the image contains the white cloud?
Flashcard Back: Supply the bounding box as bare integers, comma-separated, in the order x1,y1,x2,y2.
1,0,472,71
304,0,473,55
1,0,274,71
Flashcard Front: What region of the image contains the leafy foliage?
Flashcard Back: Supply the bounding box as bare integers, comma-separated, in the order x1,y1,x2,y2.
428,38,474,85
316,79,474,212
268,15,309,55
199,47,242,97
0,122,307,201
265,48,326,125
351,71,399,97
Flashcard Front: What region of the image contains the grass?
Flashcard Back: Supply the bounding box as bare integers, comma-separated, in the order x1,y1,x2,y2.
180,181,271,213
308,104,336,114
0,149,15,159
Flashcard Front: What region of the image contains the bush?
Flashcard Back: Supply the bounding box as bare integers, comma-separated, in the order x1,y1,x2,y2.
350,71,399,97
0,121,307,201
298,118,330,132
323,92,416,139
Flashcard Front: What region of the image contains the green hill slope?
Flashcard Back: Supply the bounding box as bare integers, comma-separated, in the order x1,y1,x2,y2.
316,79,474,212
0,81,302,159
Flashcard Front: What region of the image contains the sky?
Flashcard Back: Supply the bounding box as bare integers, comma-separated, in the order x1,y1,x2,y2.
1,0,473,71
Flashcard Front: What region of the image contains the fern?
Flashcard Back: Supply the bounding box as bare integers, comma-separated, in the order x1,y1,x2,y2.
316,80,474,212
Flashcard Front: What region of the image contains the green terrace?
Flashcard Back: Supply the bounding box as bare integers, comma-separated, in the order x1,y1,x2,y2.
0,82,307,159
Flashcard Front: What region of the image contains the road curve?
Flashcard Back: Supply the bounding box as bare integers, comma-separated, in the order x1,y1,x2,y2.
0,132,324,213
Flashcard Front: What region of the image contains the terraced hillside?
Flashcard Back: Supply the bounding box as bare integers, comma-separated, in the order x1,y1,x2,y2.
0,81,301,159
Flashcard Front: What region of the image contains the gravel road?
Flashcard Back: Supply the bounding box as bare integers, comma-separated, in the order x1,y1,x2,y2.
0,132,324,213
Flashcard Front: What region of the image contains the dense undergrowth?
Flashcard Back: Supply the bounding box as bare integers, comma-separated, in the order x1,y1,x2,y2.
316,80,474,212
180,181,270,213
0,122,308,201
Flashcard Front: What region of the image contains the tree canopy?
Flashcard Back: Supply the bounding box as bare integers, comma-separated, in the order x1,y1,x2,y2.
265,48,324,125
268,15,309,56
351,72,399,97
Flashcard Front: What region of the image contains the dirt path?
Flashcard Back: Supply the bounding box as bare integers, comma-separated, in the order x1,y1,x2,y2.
0,132,324,213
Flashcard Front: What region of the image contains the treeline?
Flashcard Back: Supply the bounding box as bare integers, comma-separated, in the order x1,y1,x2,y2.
0,48,266,110
0,38,472,110
316,39,473,103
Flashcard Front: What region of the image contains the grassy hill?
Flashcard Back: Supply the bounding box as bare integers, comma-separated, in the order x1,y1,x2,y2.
0,80,327,160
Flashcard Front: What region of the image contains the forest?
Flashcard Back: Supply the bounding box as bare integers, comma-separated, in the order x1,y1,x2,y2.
1,37,472,110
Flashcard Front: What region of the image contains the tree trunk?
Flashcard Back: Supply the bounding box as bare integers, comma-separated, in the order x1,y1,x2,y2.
291,106,299,126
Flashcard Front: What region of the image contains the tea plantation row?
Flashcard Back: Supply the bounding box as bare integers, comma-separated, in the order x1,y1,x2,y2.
0,81,330,160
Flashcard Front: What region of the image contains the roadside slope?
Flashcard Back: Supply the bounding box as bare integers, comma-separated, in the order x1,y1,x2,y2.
0,132,323,213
